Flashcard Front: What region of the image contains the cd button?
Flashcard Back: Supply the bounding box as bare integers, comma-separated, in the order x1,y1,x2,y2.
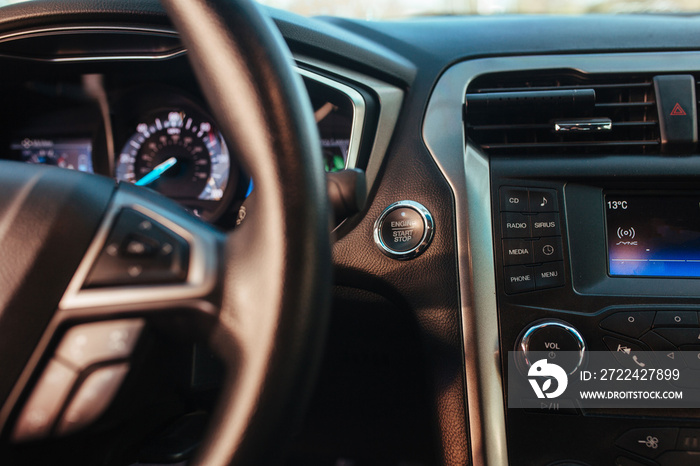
501,212,532,238
600,311,655,339
502,239,534,266
654,311,699,328
533,237,563,263
500,187,529,212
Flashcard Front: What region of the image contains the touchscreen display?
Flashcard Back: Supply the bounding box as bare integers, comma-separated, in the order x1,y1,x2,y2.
606,194,700,277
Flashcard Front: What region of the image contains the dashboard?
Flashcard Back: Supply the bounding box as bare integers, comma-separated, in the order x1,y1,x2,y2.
0,62,363,222
6,3,700,466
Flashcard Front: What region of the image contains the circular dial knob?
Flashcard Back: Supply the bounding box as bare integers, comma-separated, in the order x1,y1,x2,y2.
518,320,586,374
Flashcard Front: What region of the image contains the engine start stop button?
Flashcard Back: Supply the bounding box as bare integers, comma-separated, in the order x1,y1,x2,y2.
374,201,434,260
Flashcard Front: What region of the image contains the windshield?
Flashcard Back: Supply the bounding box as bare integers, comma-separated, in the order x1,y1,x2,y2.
257,0,698,18
0,0,697,19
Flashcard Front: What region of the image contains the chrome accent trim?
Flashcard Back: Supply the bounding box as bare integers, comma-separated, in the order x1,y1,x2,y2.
423,51,700,466
0,26,185,62
295,66,366,171
295,56,404,191
59,188,218,311
554,118,612,132
373,200,434,260
519,321,586,375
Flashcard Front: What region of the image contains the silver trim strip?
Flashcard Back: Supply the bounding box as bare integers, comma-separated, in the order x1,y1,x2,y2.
59,188,218,311
295,66,366,171
0,26,185,62
554,118,612,132
423,50,700,466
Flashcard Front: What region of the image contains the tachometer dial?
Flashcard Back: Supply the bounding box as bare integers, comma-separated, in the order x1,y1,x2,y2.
116,109,230,212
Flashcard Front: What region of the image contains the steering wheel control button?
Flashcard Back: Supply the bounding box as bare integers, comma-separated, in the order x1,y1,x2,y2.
501,213,532,238
600,311,656,338
84,209,190,287
519,321,586,374
500,187,530,212
528,189,558,213
653,311,699,328
504,266,535,294
13,359,78,442
533,261,565,290
57,363,130,436
653,75,698,153
374,201,434,260
56,319,144,370
533,237,564,263
616,427,678,460
502,239,534,266
530,212,561,237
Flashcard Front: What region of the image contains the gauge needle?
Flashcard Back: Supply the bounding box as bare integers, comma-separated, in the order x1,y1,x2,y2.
135,157,178,186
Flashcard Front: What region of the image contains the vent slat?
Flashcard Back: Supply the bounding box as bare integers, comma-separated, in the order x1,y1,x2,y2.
465,72,660,156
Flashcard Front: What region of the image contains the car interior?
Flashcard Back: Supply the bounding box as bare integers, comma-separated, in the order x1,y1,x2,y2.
1,0,700,465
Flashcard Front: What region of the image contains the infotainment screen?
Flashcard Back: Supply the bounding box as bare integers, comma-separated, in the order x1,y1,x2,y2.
606,194,700,277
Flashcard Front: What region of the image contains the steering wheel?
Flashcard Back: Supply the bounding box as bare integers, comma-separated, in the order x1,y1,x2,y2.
0,0,331,464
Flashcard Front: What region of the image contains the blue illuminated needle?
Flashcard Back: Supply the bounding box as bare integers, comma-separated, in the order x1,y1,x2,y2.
135,157,178,187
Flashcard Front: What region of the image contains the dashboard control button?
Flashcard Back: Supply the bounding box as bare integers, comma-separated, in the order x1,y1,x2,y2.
615,457,650,466
504,265,535,294
500,187,529,212
528,189,558,213
603,336,652,368
530,212,561,237
677,428,700,451
374,201,434,260
601,311,656,339
654,328,700,347
657,451,700,466
518,321,586,374
653,74,698,154
654,311,699,328
501,212,532,238
13,359,78,442
533,236,563,263
679,346,700,370
502,239,534,266
533,261,565,289
616,427,678,460
56,319,144,370
57,363,130,436
639,331,685,368
85,209,189,287
523,398,578,415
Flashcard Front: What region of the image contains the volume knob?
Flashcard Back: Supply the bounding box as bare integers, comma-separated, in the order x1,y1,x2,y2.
518,320,586,374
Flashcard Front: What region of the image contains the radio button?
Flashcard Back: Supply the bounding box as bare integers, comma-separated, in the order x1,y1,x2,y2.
654,311,699,328
530,212,561,237
502,239,534,266
528,189,558,213
504,266,535,294
534,261,565,289
533,237,563,263
500,187,529,212
501,212,532,238
600,311,655,339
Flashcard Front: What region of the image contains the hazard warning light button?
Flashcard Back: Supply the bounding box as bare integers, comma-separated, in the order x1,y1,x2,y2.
653,75,698,153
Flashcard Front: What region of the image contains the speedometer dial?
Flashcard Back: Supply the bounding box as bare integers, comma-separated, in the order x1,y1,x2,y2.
116,109,231,214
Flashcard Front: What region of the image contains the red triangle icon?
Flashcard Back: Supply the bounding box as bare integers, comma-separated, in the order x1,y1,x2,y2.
670,103,687,116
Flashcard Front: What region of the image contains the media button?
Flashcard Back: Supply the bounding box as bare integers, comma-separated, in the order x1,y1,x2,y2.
502,239,534,266
504,265,535,294
501,212,532,238
528,189,558,213
500,187,529,212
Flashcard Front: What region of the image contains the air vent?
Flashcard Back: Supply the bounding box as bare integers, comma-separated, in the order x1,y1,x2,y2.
465,72,660,156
